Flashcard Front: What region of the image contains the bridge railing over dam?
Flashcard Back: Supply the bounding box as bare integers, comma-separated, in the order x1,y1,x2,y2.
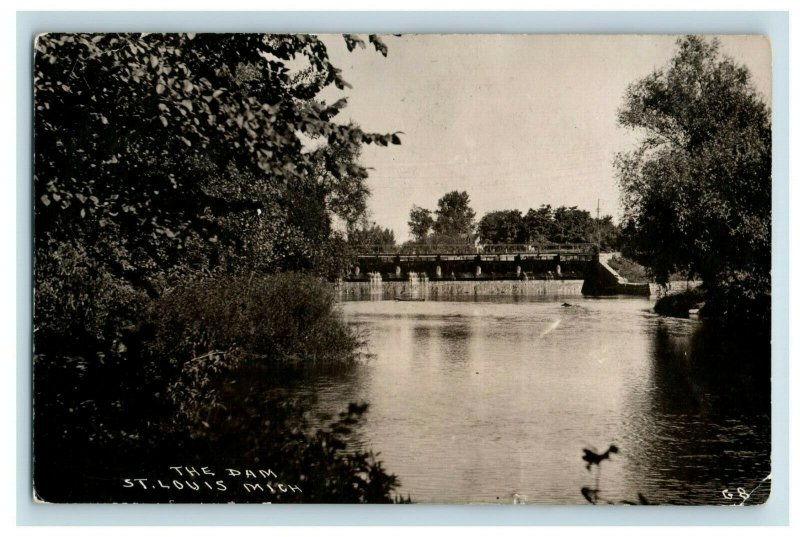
352,242,594,257
348,242,596,283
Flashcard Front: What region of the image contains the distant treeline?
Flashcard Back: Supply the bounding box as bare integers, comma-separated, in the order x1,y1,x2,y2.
475,205,619,249
348,191,623,251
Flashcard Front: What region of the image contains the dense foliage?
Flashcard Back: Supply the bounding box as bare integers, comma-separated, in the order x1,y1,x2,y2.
151,273,361,364
34,33,399,296
34,271,408,503
477,209,524,244
476,205,620,249
406,192,621,250
432,190,476,236
33,33,406,503
348,222,396,247
615,36,771,324
405,191,477,244
407,205,434,242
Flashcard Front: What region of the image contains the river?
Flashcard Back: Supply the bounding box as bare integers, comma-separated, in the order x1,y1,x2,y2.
293,295,771,505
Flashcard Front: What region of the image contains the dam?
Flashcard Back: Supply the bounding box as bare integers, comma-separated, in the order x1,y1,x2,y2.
342,244,653,297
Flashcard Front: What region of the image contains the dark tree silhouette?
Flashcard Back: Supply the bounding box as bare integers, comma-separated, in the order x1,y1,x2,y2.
615,35,771,324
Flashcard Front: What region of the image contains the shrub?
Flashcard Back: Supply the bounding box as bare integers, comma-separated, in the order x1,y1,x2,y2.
653,276,770,332
701,275,771,332
653,288,707,318
33,271,405,503
148,272,361,365
34,242,148,358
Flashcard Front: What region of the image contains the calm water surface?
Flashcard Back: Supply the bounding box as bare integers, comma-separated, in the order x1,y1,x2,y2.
295,295,771,505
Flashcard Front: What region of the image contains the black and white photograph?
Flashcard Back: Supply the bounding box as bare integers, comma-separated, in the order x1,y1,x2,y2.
31,32,772,505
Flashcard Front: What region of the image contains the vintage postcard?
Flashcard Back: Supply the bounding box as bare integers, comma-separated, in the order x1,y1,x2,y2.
32,33,772,504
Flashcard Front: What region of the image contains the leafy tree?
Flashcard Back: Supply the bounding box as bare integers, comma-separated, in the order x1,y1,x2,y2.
477,210,524,244
615,35,771,321
34,32,402,353
407,205,434,242
432,190,476,237
522,205,554,244
34,33,400,301
552,206,593,243
348,222,396,246
587,215,621,251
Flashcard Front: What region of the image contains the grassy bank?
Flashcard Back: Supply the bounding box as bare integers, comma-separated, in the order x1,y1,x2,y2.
606,254,650,283
607,254,694,285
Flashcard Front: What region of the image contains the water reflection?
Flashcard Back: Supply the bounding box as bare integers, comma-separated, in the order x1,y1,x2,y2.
290,296,770,504
622,320,771,505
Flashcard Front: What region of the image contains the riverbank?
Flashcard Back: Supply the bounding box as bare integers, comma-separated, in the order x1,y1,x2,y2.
655,285,771,332
34,272,405,503
653,288,706,318
606,254,696,285
648,281,704,297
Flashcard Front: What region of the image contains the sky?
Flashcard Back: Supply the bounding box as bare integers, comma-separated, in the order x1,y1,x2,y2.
319,35,772,243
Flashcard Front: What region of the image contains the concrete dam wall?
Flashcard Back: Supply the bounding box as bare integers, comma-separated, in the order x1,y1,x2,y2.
580,253,651,296
336,279,586,299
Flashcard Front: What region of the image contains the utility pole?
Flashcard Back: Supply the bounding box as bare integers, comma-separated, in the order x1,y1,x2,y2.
595,198,600,248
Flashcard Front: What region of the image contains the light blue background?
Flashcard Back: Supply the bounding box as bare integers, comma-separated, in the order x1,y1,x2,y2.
16,11,790,526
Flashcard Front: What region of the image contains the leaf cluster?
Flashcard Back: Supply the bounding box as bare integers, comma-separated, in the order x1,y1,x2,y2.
34,33,402,296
